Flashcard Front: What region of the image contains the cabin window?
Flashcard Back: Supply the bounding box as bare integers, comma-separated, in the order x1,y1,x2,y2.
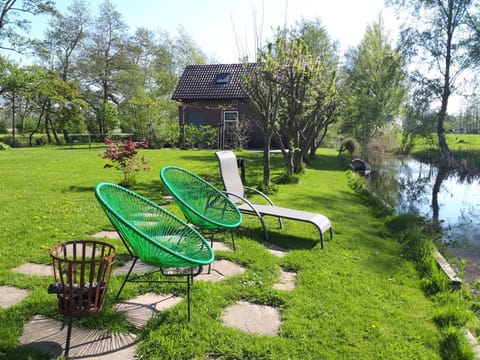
224,111,238,122
188,112,207,126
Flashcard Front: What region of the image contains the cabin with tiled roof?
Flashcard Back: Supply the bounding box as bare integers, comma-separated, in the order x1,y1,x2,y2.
172,63,260,148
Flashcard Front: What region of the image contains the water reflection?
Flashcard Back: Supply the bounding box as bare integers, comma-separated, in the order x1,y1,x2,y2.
365,153,480,282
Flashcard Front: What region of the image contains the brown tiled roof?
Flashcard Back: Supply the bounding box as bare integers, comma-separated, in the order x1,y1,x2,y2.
172,63,255,100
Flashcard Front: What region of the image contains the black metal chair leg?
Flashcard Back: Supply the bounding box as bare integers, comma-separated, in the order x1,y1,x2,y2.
230,230,236,251
187,273,192,321
115,257,138,302
64,317,73,358
208,233,215,274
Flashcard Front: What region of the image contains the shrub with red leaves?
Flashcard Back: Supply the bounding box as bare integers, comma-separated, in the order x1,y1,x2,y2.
102,137,150,187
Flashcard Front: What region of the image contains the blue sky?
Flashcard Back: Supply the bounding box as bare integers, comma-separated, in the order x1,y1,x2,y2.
26,0,398,63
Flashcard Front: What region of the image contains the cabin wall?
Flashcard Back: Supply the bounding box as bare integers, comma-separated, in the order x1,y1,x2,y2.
178,100,263,148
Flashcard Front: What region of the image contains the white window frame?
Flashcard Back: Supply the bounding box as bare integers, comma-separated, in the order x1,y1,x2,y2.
223,111,239,124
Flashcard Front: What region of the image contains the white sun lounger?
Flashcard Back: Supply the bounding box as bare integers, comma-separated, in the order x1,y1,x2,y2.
215,151,332,249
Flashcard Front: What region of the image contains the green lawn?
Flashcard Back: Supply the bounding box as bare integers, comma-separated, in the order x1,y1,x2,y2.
0,146,450,359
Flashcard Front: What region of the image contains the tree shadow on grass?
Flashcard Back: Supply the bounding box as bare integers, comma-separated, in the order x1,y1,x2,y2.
129,180,167,205
66,185,96,193
266,231,325,251
64,180,167,206
305,153,348,172
240,222,323,251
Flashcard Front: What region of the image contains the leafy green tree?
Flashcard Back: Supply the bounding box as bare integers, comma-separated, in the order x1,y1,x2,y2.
244,20,339,186
0,59,33,145
98,101,118,133
0,0,56,53
273,35,338,174
294,18,339,159
386,0,479,164
117,28,171,139
242,58,283,189
116,27,206,142
151,28,207,145
25,66,86,145
37,0,91,81
340,17,407,147
78,0,130,134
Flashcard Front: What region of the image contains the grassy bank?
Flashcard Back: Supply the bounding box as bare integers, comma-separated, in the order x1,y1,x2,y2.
411,134,480,167
0,146,467,359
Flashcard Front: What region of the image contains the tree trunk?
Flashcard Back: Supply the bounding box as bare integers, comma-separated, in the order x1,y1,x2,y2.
293,149,303,173
309,139,316,160
49,117,60,144
437,3,454,167
45,113,52,144
29,117,43,147
262,133,271,190
437,114,450,159
11,91,16,147
431,166,449,223
437,107,455,167
309,125,329,160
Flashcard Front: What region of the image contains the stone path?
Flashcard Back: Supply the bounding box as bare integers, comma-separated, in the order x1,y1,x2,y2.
222,301,281,336
0,286,29,308
114,293,183,329
273,270,297,291
20,315,137,359
196,259,246,282
7,232,296,358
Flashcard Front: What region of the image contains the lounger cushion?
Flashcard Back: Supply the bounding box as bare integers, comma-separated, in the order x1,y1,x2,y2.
238,203,332,235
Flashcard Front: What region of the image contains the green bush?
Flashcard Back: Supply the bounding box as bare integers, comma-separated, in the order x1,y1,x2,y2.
19,119,39,133
433,292,474,327
339,138,358,158
183,125,217,149
439,327,474,360
366,122,402,154
0,142,11,150
385,213,420,234
197,125,217,148
273,171,300,184
152,122,180,148
0,121,7,134
434,304,472,328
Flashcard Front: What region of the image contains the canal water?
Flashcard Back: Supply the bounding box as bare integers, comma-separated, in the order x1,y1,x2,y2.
364,153,480,283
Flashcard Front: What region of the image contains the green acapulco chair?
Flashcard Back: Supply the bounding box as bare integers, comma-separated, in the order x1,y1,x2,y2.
160,166,242,250
95,182,214,320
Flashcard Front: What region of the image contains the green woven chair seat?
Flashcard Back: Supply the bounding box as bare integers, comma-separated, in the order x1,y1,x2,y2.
95,183,214,269
160,166,242,231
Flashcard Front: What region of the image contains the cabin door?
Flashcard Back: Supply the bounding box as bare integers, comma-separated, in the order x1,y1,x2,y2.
223,111,238,148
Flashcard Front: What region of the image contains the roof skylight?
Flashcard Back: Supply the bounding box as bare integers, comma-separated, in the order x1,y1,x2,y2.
215,73,231,84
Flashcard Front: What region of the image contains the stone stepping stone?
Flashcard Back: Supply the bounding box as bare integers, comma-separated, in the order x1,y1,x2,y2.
20,315,137,359
0,286,29,308
222,301,281,336
92,231,120,239
272,270,296,291
210,240,233,251
13,263,51,276
113,260,158,276
114,293,182,329
265,243,288,258
196,260,245,282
